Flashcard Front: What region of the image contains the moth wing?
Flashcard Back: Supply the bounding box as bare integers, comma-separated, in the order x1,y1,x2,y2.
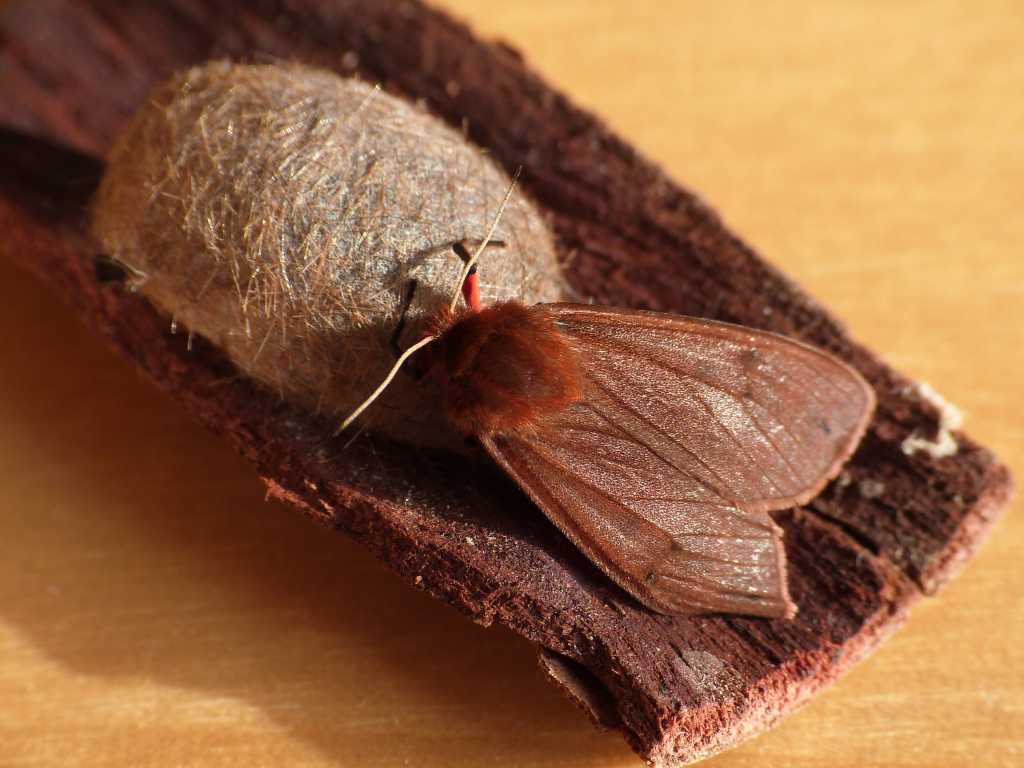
479,303,875,617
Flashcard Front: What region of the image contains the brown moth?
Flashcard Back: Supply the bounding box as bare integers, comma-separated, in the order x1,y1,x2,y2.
349,246,876,619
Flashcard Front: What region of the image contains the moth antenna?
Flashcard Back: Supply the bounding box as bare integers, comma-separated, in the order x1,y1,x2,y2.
448,167,521,312
338,168,522,436
334,333,438,436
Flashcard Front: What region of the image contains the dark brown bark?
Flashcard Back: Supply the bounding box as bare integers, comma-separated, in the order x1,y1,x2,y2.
0,1,1012,764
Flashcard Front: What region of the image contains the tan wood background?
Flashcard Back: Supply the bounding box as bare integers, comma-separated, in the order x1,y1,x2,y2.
1,1,1021,766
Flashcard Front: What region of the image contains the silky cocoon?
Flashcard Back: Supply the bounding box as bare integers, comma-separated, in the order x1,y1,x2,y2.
91,61,564,447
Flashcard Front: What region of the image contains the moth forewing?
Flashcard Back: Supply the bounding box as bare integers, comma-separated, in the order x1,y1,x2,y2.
469,304,874,617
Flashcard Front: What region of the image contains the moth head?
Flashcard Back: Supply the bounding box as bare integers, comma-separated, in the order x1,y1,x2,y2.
426,301,582,436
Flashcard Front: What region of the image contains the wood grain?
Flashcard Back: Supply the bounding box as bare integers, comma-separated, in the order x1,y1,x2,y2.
0,1,1020,766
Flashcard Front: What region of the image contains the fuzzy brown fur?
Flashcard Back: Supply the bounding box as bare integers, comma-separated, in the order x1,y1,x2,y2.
427,302,582,435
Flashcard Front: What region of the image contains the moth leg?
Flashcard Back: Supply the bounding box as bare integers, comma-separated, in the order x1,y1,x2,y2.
390,279,436,382
450,238,506,264
94,254,146,288
389,278,419,360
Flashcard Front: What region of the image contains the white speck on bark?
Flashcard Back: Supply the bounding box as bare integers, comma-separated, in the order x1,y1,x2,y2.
858,478,886,499
901,382,963,459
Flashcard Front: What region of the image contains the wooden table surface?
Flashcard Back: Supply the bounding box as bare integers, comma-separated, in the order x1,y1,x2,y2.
1,1,1021,766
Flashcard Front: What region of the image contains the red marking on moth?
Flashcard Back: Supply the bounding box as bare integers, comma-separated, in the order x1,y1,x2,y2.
461,269,482,313
425,301,582,436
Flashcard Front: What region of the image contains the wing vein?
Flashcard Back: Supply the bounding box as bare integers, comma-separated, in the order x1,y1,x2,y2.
583,379,734,502
736,396,806,487
591,330,812,438
514,434,664,532
589,333,824,496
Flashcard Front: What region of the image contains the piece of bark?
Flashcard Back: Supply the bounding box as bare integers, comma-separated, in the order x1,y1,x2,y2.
0,1,1011,764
